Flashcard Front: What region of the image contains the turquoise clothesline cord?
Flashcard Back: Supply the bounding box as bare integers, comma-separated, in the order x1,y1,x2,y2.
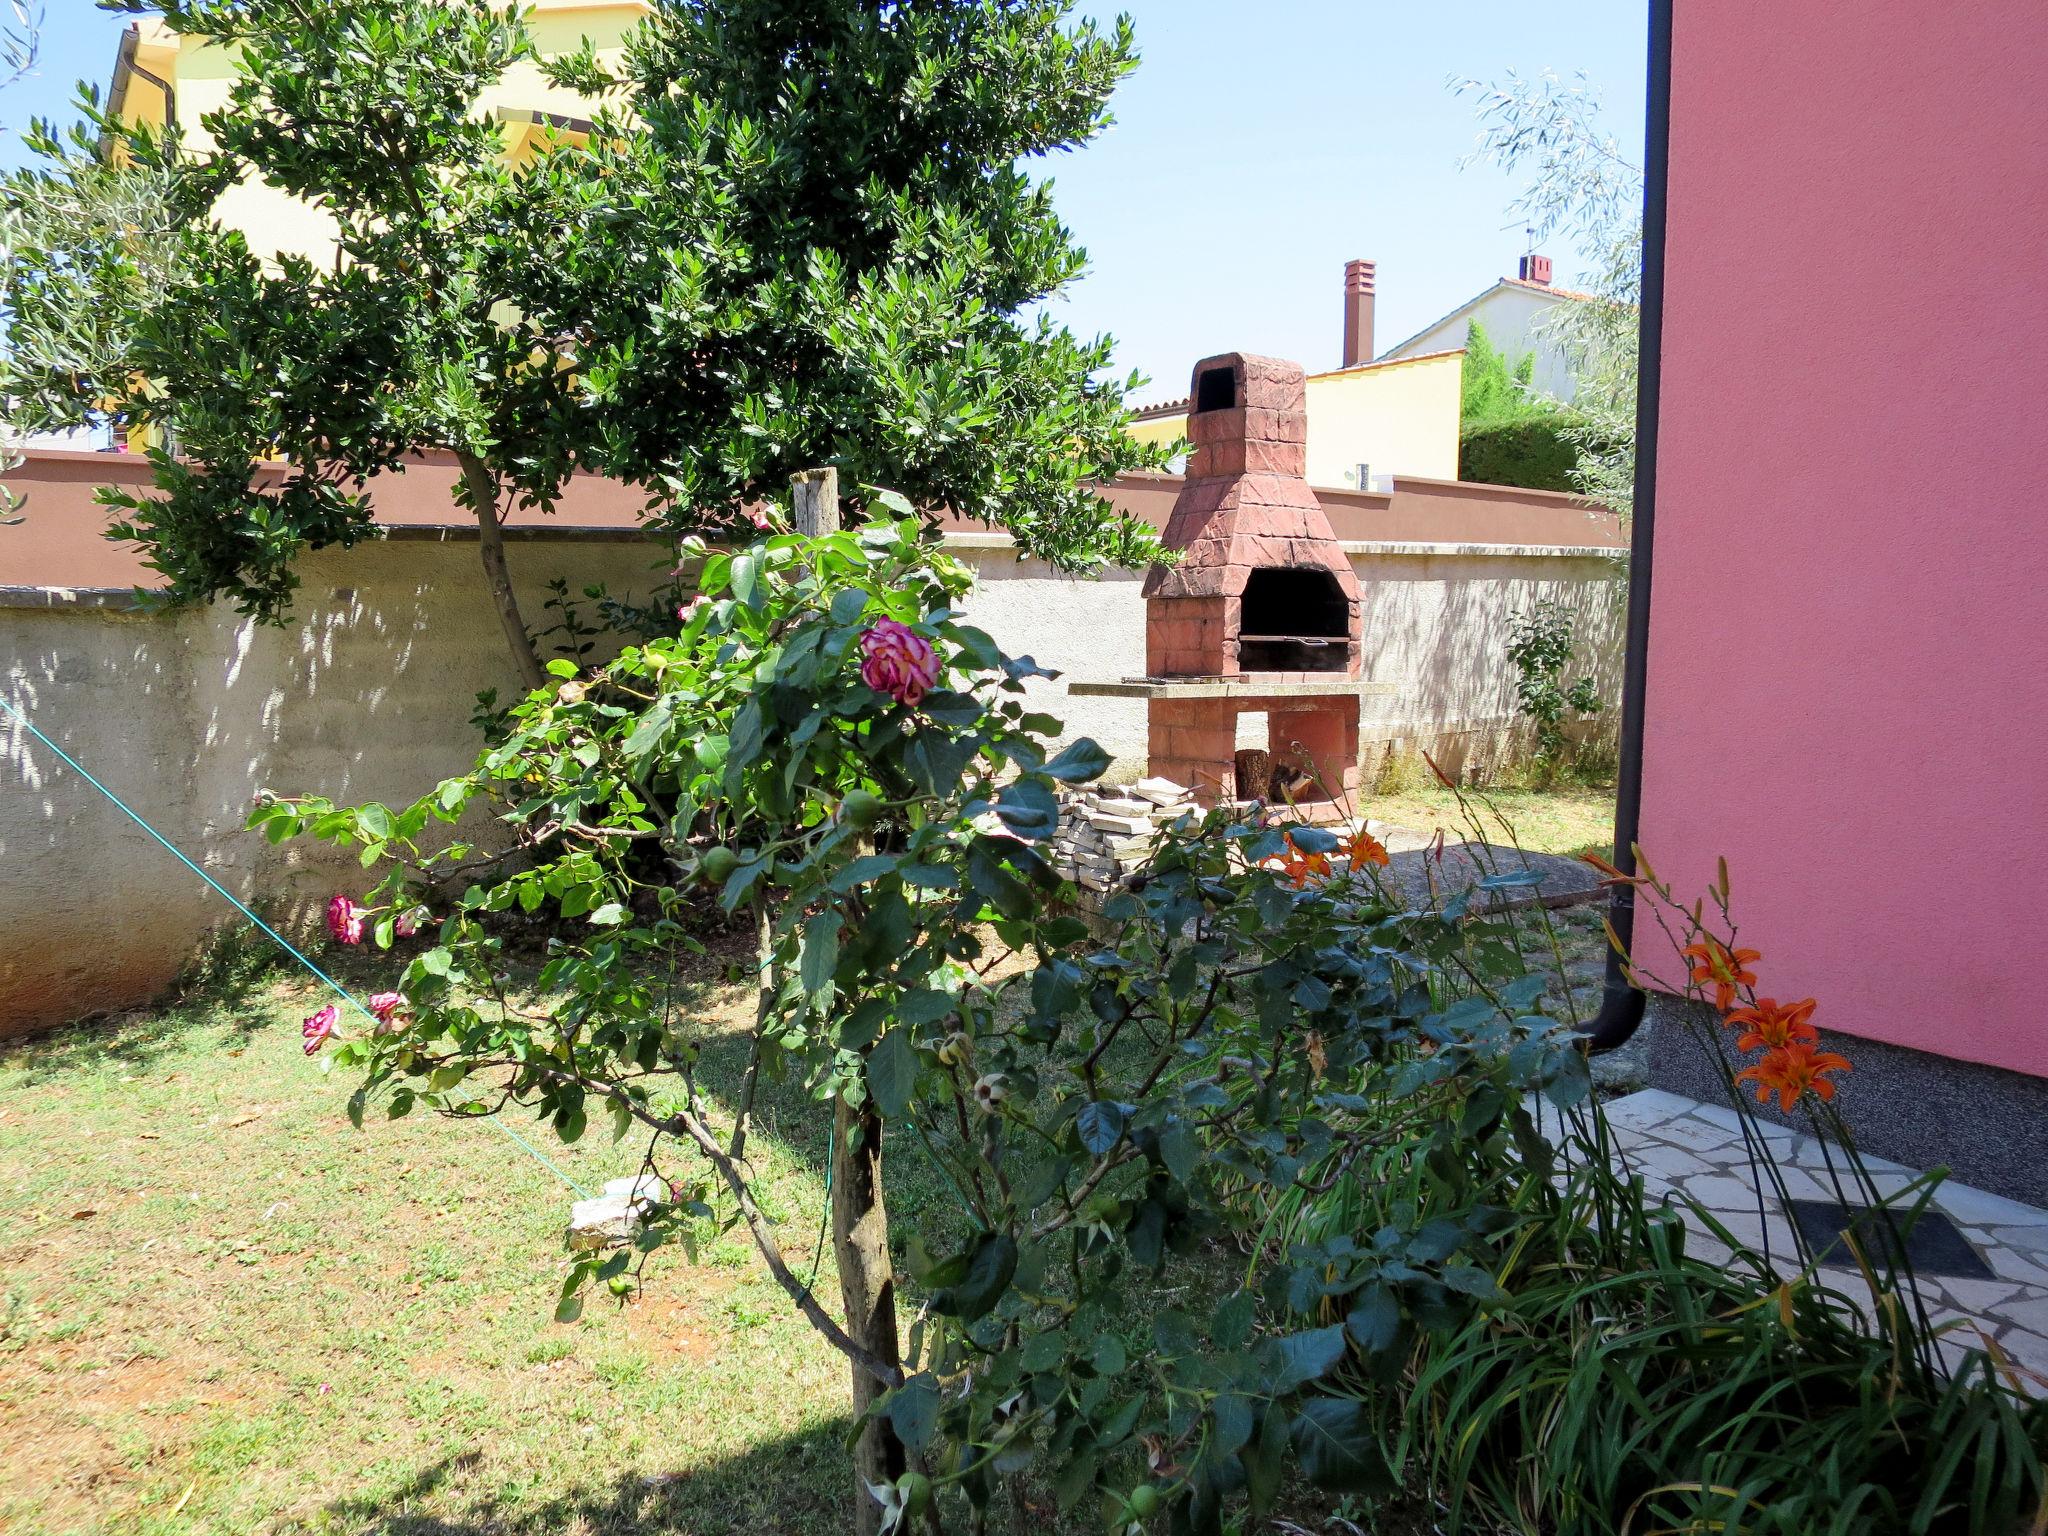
0,692,595,1201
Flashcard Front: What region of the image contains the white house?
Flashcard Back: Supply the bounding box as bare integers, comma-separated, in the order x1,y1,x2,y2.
1378,256,1593,403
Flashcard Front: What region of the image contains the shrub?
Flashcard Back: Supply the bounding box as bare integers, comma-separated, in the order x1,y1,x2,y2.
1458,414,1581,492
1459,319,1582,493
256,511,1599,1532
1505,596,1603,770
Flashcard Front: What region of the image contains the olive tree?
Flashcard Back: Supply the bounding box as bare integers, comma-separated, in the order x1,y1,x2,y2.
1455,68,1642,525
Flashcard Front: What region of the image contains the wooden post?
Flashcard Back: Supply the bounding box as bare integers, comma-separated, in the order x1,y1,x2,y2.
794,465,903,1533
793,466,841,537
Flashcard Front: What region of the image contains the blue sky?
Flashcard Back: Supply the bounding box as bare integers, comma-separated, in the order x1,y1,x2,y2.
3,0,1648,400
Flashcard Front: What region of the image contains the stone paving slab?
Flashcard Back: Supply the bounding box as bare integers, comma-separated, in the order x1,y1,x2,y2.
1597,1089,2048,1388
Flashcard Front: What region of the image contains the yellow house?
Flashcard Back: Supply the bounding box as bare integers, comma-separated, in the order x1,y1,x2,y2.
108,0,650,264
1128,349,1464,489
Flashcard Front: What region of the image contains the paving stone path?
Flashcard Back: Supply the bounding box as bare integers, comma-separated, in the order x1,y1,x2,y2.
1599,1089,2048,1384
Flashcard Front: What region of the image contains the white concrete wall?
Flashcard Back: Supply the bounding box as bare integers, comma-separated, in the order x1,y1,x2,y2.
953,537,1624,782
2,532,1620,1035
1,535,668,1035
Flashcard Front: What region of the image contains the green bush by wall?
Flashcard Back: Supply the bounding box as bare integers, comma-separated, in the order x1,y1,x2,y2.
1458,415,1580,492
1457,320,1582,492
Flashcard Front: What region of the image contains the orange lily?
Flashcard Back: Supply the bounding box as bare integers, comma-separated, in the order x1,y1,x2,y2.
1736,1042,1851,1112
1273,834,1331,889
1724,996,1820,1054
1682,937,1760,1010
1342,826,1390,869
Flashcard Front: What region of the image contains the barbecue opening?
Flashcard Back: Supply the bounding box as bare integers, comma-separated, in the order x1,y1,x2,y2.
1237,567,1351,673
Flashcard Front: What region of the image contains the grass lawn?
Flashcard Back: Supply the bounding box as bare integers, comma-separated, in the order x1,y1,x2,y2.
1361,779,1618,861
0,785,1614,1535
0,937,890,1536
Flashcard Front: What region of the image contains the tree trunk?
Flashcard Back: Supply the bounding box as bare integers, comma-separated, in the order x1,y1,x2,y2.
802,464,901,1532
454,448,548,693
834,1092,906,1535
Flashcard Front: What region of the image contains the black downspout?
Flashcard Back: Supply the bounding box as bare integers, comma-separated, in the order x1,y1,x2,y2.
1584,0,1673,1052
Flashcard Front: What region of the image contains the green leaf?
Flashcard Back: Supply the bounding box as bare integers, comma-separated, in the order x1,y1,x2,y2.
1290,1398,1391,1493
893,989,954,1026
727,700,767,775
885,1375,939,1451
1406,1218,1466,1265
800,910,842,997
1441,1263,1505,1301
1158,1119,1197,1185
904,730,975,797
622,695,675,762
1020,1328,1066,1373
830,586,872,625
729,551,758,605
830,854,900,892
1075,1100,1125,1157
1210,1394,1253,1459
993,777,1058,840
867,1027,916,1118
1344,1287,1402,1354
1038,738,1107,783
1266,1325,1346,1393
1211,1291,1255,1351
929,1232,1016,1320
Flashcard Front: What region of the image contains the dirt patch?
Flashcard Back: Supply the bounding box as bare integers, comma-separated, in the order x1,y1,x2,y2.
617,1263,748,1364
0,1344,239,1531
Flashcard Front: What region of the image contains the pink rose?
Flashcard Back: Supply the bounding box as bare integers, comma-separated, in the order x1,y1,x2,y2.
859,620,940,708
393,907,422,939
302,1004,340,1055
326,895,364,946
367,991,406,1030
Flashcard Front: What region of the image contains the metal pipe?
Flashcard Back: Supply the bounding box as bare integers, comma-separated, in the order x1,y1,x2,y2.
1584,0,1673,1053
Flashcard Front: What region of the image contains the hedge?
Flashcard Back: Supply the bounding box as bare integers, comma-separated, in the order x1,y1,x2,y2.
1458,414,1581,493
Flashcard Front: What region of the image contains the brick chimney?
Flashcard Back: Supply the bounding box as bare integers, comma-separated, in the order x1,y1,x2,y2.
1519,253,1553,286
1341,259,1376,368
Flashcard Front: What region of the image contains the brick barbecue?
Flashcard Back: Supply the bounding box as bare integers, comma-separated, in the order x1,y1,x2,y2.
1077,352,1383,814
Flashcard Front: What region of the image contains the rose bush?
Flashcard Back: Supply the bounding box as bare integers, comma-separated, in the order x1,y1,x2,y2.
253,509,1592,1532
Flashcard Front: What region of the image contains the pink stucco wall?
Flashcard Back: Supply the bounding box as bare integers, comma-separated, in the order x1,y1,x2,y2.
1638,2,2048,1076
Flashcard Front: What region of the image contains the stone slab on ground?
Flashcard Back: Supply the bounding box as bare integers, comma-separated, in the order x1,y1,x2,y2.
1382,841,1602,914
1592,1088,2048,1389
